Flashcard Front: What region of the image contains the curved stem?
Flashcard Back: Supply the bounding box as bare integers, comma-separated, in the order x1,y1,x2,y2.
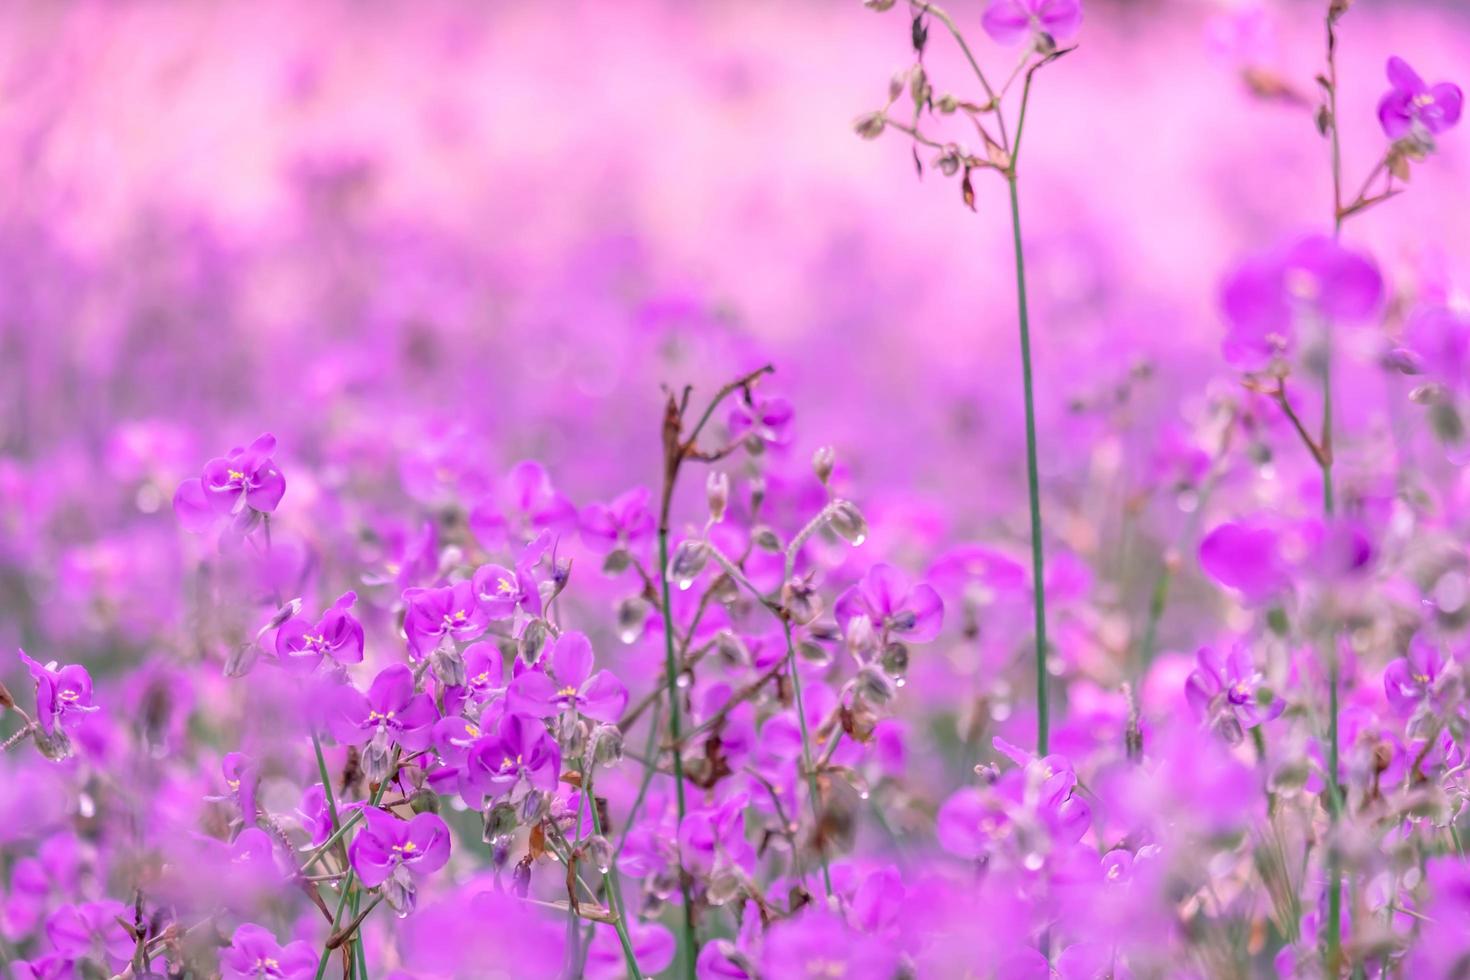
655,528,697,977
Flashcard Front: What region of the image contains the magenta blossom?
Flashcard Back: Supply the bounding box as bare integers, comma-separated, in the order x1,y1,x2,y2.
349,809,451,914
936,738,1091,864
458,714,562,805
45,901,133,968
1383,635,1450,717
506,631,628,723
728,393,794,448
220,923,316,980
471,557,542,623
468,461,578,550
580,486,656,554
981,0,1082,46
173,433,286,532
834,564,944,646
1185,644,1284,742
328,663,438,781
275,591,365,673
1198,522,1290,602
1220,235,1383,370
760,909,899,980
17,649,96,746
296,784,333,847
1378,57,1462,141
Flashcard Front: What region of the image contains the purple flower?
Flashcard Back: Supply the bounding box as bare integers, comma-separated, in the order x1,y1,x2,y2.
728,393,794,448
17,649,96,742
45,901,133,967
1383,635,1448,716
173,433,286,532
2,836,81,941
274,591,365,673
587,921,675,980
678,793,755,876
349,809,451,914
1198,522,1289,602
469,461,578,550
580,486,656,554
1378,57,1462,141
221,751,260,824
220,923,316,980
1184,644,1284,742
759,910,899,980
936,738,1090,863
403,581,488,659
296,784,333,847
1220,235,1383,370
506,631,628,723
327,664,438,781
471,558,542,623
834,564,944,646
982,0,1082,46
458,714,562,805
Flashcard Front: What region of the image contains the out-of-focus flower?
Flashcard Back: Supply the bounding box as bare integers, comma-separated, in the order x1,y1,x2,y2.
834,564,944,646
173,433,286,532
1185,644,1284,742
220,923,317,980
1378,57,1462,141
982,0,1082,46
728,394,794,448
1220,235,1383,370
581,487,656,554
1383,634,1452,716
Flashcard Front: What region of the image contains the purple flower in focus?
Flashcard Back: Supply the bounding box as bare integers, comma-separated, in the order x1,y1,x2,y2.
403,581,488,685
1220,235,1383,370
349,809,451,914
835,564,944,646
173,433,286,532
1383,635,1449,716
220,751,260,824
459,714,562,805
1378,57,1462,141
506,631,628,723
982,0,1082,46
328,664,438,781
17,649,96,756
275,591,365,673
1185,644,1284,742
220,923,316,980
471,557,542,623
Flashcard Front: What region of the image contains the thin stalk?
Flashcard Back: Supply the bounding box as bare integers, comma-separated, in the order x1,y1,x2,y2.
655,526,697,977
782,619,834,897
1006,170,1049,756
314,748,399,980
582,764,643,980
1323,10,1344,972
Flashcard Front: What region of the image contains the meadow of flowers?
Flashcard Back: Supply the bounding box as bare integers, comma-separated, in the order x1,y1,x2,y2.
2,0,1470,976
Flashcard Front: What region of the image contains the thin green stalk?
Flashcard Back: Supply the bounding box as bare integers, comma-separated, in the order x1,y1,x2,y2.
582,763,643,980
655,528,697,978
782,619,834,897
315,748,399,980
1006,171,1049,756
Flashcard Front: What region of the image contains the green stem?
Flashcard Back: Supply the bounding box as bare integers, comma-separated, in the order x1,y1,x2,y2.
314,748,399,980
655,528,697,978
1006,171,1050,756
582,763,643,980
782,619,834,897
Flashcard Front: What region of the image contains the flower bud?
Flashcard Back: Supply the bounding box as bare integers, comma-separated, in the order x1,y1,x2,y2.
592,723,625,767
707,471,730,523
667,539,710,591
827,500,868,546
266,598,303,631
812,446,836,485
854,112,886,141
888,71,905,102
410,787,440,815
483,801,518,842
781,576,824,626
616,596,646,644
706,867,745,907
520,619,549,665
864,0,897,10
602,548,631,574
856,664,897,705
752,525,783,552
582,835,614,875
715,630,751,669
880,641,910,680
